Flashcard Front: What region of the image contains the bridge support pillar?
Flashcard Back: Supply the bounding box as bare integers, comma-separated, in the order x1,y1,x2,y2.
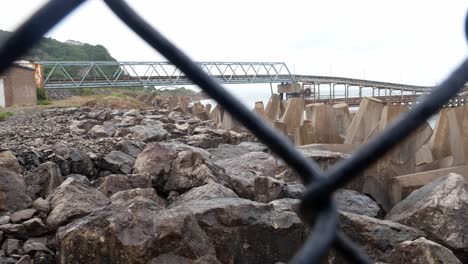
345,84,349,103
317,83,320,100
332,84,335,104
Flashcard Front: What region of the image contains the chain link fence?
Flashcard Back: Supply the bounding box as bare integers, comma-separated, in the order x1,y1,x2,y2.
0,1,467,263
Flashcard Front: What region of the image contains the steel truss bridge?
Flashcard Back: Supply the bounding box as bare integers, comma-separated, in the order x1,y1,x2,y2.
37,61,468,106
39,61,296,88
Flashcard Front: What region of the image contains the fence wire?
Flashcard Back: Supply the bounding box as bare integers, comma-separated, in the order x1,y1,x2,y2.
0,1,467,263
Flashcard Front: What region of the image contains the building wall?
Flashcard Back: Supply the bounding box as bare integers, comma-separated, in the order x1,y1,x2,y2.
3,66,36,107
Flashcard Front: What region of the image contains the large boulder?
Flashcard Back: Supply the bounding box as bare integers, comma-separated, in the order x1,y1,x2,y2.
386,173,468,262
127,124,169,142
95,174,152,197
388,237,461,264
46,178,109,229
24,162,63,200
50,143,97,179
208,142,267,161
99,151,135,174
133,143,178,188
87,124,116,139
169,182,238,208
163,150,228,194
335,189,381,218
254,176,284,203
115,140,144,158
109,188,166,208
336,211,425,263
0,152,32,213
215,152,283,199
57,191,219,264
160,141,211,158
171,198,307,263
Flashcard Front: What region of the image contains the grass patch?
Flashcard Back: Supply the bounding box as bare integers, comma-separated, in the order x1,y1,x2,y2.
36,88,47,101
0,111,14,121
38,100,51,106
110,92,128,99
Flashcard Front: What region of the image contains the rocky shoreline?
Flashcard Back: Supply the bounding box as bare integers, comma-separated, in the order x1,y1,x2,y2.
0,101,466,263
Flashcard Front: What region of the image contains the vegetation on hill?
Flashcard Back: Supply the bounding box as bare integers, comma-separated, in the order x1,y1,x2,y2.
0,30,117,62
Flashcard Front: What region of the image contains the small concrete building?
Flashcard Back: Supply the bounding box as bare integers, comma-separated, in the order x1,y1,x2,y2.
0,63,37,107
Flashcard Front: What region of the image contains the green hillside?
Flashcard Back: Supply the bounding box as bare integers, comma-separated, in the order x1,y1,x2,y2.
0,30,117,62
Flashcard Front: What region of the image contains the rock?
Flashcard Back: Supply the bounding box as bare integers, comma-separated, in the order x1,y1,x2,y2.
100,151,135,174
0,216,9,225
163,150,228,194
171,198,307,263
0,152,32,213
46,178,109,229
128,124,169,142
22,239,53,255
115,140,143,158
148,253,221,264
87,124,116,138
215,152,282,199
268,198,300,214
386,173,468,262
169,182,238,208
337,211,425,263
51,144,97,179
69,119,101,135
32,198,50,213
0,151,21,174
109,188,166,208
160,141,211,158
281,183,305,199
65,174,90,185
57,191,217,263
123,109,141,117
22,218,48,237
33,251,54,264
208,142,267,161
189,128,230,147
133,143,178,188
24,162,63,200
0,224,27,239
0,257,16,263
335,189,381,218
96,174,152,197
10,209,36,224
388,237,461,264
116,115,142,127
2,239,20,255
15,255,31,264
254,176,284,203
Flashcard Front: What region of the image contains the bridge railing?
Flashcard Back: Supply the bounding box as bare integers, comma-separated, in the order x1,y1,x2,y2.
1,1,467,263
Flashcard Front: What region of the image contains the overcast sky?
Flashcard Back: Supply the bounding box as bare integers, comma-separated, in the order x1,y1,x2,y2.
1,0,467,85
